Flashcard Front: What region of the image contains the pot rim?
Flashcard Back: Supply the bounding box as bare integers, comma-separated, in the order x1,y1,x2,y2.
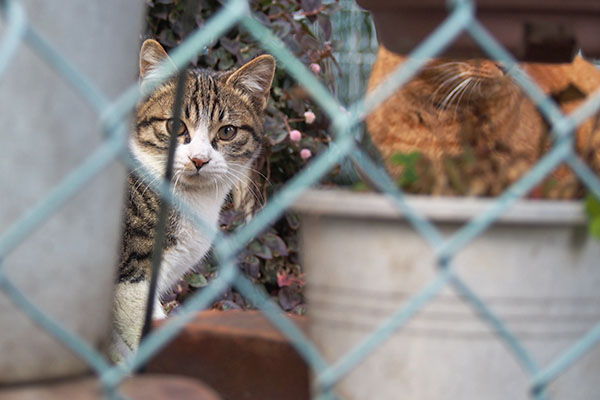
292,188,588,225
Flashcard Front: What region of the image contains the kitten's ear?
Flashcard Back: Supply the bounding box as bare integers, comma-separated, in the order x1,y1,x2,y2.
226,55,276,110
139,39,176,84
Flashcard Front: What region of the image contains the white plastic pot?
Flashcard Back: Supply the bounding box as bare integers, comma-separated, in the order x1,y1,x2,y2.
295,189,600,400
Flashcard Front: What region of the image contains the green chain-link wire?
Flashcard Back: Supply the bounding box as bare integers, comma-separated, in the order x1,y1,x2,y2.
1,0,600,398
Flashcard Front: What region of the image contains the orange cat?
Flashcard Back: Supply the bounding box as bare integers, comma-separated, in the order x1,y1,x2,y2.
366,46,600,198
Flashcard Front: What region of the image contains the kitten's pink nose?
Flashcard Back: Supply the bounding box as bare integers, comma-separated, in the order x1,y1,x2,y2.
190,157,209,171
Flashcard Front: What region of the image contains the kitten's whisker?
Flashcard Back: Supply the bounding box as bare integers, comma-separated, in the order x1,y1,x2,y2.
140,174,162,199
229,162,271,184
128,159,167,180
226,168,264,208
131,170,159,199
212,177,218,202
226,167,265,205
172,171,183,193
228,165,266,192
227,163,270,207
225,169,264,207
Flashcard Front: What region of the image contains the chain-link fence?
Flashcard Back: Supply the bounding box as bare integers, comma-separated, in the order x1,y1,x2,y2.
1,0,600,399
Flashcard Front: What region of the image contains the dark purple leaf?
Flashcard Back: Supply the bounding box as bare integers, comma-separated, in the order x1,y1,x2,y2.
262,257,285,285
151,11,169,20
261,232,288,257
232,292,246,308
317,13,332,41
291,303,307,315
223,287,234,301
162,291,177,303
248,240,273,260
286,213,300,230
170,21,184,38
219,208,244,227
267,129,289,146
278,287,302,311
220,37,241,56
255,11,272,27
299,34,320,52
272,20,292,39
243,254,261,279
301,0,321,13
215,300,243,311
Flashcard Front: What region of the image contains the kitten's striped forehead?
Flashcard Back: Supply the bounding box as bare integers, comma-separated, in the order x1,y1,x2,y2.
185,72,220,124
181,70,262,130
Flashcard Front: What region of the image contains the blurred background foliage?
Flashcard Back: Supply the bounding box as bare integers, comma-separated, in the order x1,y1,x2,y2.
144,0,378,314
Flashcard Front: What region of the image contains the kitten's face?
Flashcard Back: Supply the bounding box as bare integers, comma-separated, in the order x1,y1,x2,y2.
132,40,275,191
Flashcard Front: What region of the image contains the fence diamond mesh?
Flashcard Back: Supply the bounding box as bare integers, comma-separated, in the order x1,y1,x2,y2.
1,0,600,399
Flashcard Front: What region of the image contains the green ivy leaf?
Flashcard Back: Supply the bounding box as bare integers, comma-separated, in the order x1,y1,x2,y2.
185,273,208,288
390,151,420,166
352,181,369,192
585,194,600,218
589,217,600,239
390,152,421,187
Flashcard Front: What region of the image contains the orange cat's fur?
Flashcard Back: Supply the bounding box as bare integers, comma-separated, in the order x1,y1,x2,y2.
366,46,600,198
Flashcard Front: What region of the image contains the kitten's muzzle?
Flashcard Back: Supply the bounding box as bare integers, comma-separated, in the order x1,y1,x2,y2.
190,157,210,172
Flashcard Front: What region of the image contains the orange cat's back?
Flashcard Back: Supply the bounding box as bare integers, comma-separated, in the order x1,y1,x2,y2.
523,57,600,175
366,45,600,198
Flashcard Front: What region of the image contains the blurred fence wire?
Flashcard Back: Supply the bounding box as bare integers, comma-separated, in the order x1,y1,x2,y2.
1,0,600,399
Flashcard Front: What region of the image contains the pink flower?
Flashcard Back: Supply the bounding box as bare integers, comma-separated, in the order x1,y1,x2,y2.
300,148,312,160
303,110,316,124
289,129,302,142
309,63,321,74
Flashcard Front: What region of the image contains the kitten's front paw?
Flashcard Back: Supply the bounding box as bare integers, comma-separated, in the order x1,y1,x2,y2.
152,297,167,320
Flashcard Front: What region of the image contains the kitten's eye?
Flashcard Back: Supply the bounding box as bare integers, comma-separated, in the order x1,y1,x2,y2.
166,118,190,144
218,125,238,141
166,118,188,136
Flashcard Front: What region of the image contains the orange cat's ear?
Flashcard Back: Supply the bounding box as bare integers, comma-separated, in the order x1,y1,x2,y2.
226,55,276,110
139,39,176,83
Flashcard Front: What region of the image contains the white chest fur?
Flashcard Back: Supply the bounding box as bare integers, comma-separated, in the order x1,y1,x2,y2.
156,187,228,298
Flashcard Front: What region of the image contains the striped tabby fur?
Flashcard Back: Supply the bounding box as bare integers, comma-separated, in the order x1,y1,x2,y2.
110,40,275,360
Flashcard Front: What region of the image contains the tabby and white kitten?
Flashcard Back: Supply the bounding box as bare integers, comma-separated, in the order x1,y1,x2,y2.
111,39,275,358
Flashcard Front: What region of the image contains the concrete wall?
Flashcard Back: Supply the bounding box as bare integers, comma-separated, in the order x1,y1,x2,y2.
0,0,145,383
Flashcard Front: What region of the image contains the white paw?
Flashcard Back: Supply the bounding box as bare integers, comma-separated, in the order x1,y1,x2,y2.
152,296,167,320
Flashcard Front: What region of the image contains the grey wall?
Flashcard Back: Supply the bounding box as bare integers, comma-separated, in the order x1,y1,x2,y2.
0,0,145,383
